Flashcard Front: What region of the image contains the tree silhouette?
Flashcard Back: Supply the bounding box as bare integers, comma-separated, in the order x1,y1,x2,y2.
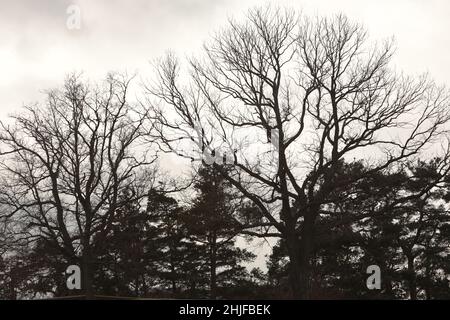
147,6,450,298
0,74,156,297
183,165,255,298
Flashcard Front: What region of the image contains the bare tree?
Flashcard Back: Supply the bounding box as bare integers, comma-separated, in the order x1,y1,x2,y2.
146,7,450,298
0,73,157,297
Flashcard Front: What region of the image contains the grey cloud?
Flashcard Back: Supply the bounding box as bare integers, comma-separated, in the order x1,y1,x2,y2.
0,0,449,118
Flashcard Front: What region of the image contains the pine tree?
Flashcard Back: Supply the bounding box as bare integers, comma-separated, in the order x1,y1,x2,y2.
183,165,255,298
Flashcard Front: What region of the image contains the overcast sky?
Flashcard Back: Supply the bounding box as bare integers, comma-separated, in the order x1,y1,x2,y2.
0,0,449,120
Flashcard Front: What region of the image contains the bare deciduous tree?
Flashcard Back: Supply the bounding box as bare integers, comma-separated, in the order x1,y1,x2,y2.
146,7,450,298
0,73,156,297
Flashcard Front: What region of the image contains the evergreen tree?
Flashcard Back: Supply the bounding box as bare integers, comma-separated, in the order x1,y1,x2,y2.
183,165,255,298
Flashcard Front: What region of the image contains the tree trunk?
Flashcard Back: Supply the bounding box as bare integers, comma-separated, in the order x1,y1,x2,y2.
286,217,314,299
210,235,218,299
82,244,94,299
134,278,139,296
286,211,313,299
299,216,314,299
172,272,177,297
384,277,394,298
142,276,148,296
286,236,303,299
171,265,177,295
407,255,417,300
171,280,177,294
424,265,432,300
9,273,17,300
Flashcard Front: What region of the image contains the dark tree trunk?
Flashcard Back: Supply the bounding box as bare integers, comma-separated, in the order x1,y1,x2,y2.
286,235,303,299
81,249,94,299
171,272,177,296
171,280,177,294
9,274,17,300
407,256,417,300
171,265,177,295
142,276,148,296
384,277,394,298
286,215,314,299
210,235,218,299
135,278,139,296
424,264,432,300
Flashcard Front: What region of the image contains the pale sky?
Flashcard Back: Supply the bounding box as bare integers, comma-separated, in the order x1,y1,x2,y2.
1,0,449,119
